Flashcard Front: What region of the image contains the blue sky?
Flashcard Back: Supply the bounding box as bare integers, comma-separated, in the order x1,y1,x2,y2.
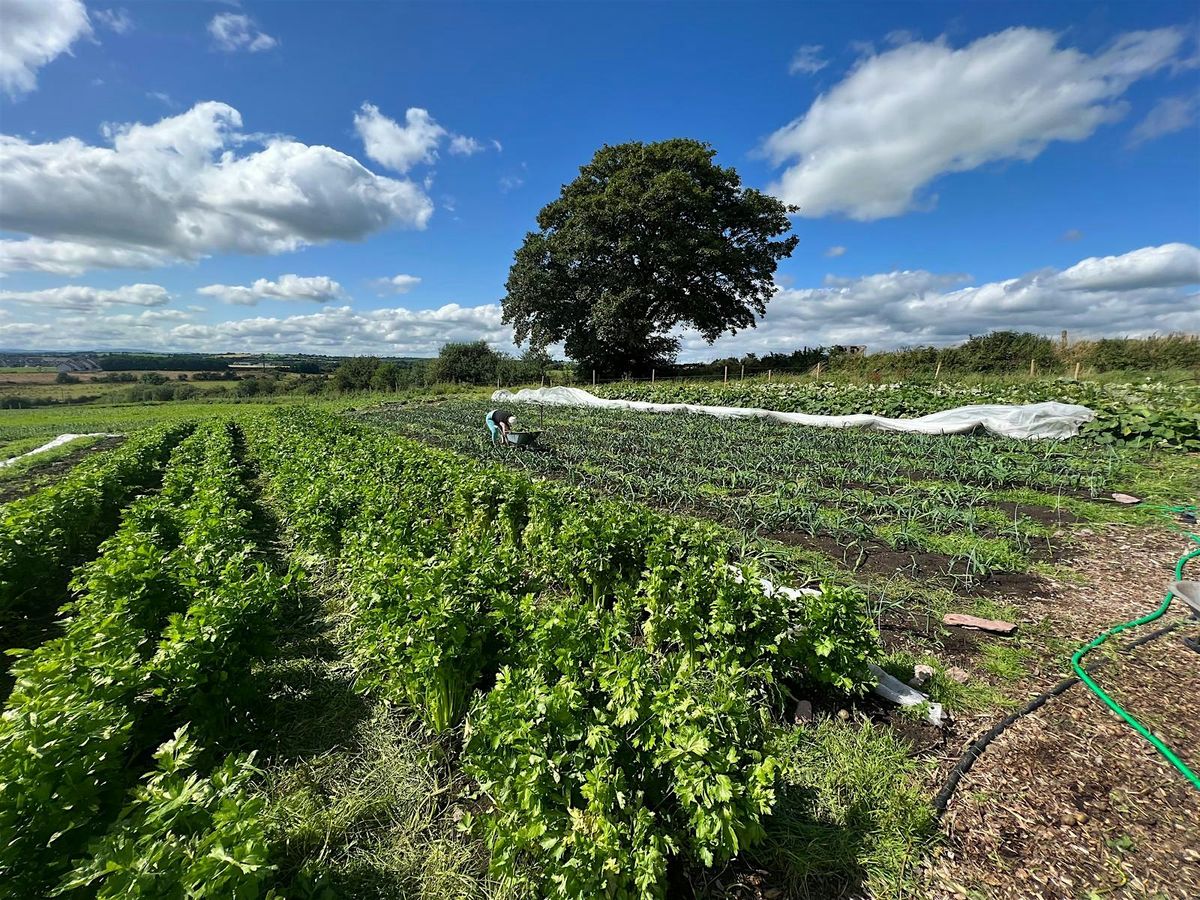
0,0,1197,357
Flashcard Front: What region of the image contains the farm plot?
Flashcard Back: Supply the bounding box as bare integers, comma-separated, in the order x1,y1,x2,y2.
364,400,1148,584
0,420,290,897
0,422,192,687
243,409,908,898
359,398,1200,896
0,407,930,899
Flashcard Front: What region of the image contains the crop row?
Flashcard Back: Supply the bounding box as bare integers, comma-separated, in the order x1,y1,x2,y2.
244,409,879,898
0,421,192,623
370,402,1105,577
591,379,1200,449
0,421,288,897
381,400,1121,493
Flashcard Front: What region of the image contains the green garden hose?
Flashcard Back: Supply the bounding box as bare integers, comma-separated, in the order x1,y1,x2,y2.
933,510,1200,815
1070,531,1200,791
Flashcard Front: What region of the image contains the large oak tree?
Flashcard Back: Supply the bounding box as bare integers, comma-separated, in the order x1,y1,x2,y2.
501,139,798,377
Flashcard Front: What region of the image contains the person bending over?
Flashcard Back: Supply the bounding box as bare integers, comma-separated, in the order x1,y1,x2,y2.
487,408,517,444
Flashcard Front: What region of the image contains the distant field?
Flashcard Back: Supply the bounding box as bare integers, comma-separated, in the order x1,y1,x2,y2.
0,367,57,376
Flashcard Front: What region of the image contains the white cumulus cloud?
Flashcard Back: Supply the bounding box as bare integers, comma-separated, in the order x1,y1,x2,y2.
355,104,446,173
1055,243,1200,292
0,283,171,310
764,27,1187,220
197,274,347,306
0,0,91,96
683,243,1200,358
824,245,847,258
208,13,277,53
355,103,488,172
371,274,422,294
0,102,433,276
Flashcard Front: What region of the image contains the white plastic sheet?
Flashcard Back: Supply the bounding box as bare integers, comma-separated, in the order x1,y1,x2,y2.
868,663,946,726
491,386,1095,439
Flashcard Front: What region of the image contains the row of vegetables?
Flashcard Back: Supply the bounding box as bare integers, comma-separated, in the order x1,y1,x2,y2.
0,409,881,897
244,409,879,897
591,379,1200,450
372,402,1111,578
0,421,191,626
0,421,289,897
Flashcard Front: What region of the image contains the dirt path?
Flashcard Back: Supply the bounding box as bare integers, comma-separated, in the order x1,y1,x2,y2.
926,525,1200,899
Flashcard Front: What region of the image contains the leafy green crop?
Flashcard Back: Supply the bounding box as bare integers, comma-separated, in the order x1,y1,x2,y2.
53,727,274,899
244,408,880,897
0,421,191,621
0,421,289,894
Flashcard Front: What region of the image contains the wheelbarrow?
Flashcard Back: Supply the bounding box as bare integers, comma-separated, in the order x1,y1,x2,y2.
503,430,541,447
485,415,541,448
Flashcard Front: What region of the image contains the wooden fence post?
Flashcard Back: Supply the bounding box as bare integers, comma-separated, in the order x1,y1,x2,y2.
723,365,728,384
651,368,656,384
934,359,942,380
739,364,744,381
592,369,596,387
815,361,822,378
1029,358,1036,377
768,369,772,382
1074,362,1081,380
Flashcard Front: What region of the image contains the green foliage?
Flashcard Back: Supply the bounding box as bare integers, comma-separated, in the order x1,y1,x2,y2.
784,584,879,694
1075,334,1200,373
0,421,191,621
53,727,274,899
371,399,1152,579
0,421,289,894
244,409,880,898
331,356,384,392
432,340,502,386
503,138,798,375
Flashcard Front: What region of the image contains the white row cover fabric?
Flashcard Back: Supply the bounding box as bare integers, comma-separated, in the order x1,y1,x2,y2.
491,386,1095,439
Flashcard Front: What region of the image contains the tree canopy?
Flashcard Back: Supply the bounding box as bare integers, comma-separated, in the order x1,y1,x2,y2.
502,139,798,376
430,340,501,385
